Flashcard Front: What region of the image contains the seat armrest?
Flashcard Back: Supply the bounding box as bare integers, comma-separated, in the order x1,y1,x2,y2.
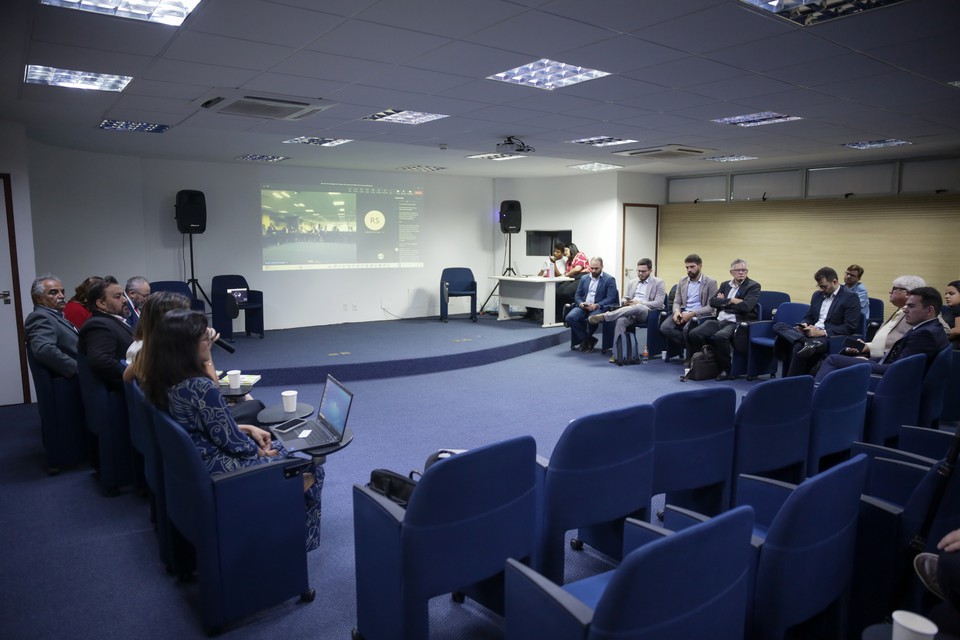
850,442,936,468
505,558,593,640
863,457,931,505
353,484,407,640
898,425,954,460
622,517,671,556
748,320,774,340
734,474,796,529
661,504,710,531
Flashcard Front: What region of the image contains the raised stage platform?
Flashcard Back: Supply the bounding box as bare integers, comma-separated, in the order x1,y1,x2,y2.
210,313,567,386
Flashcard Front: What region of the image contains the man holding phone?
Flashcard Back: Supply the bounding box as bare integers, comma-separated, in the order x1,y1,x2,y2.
772,266,862,376
814,287,948,382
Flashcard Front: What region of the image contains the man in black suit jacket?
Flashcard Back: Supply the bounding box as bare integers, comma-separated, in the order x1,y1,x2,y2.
687,258,761,380
773,266,863,377
25,275,79,378
815,287,950,382
78,276,134,391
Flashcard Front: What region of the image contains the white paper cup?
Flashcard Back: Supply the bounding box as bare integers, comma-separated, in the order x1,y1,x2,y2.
661,350,667,361
892,610,938,640
227,370,241,390
281,390,298,413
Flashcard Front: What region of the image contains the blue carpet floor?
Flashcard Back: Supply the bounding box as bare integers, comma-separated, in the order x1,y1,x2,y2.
0,318,754,640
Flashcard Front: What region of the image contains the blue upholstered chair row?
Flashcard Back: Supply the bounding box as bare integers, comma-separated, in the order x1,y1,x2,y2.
77,353,134,495
25,344,87,473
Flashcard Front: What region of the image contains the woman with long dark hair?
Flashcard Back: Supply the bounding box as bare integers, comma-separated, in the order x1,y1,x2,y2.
141,309,321,551
942,280,960,349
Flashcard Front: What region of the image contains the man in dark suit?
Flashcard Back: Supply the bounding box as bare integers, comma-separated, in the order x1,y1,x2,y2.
687,258,761,381
814,286,949,382
78,276,134,390
773,266,862,377
564,257,618,352
25,275,79,378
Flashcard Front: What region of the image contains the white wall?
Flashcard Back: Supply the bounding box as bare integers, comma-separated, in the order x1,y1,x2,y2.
0,122,37,297
493,172,666,282
28,143,496,328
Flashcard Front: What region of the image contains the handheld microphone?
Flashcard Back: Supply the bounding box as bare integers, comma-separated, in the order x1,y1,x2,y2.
214,338,236,354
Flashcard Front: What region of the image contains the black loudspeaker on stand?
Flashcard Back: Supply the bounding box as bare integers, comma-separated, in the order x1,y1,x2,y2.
480,201,521,314
175,190,212,308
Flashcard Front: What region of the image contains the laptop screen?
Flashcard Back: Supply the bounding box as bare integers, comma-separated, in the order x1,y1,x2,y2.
318,375,353,438
227,288,248,304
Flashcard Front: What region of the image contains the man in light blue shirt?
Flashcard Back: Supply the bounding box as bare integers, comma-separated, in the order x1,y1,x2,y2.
844,264,869,320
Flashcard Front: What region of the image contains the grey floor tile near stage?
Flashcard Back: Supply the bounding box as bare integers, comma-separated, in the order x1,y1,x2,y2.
1,315,753,640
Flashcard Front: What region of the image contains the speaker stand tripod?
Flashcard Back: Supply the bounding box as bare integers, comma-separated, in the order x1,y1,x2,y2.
480,233,517,313
185,232,212,308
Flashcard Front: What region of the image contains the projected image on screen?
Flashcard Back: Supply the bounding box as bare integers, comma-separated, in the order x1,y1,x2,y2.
261,182,423,271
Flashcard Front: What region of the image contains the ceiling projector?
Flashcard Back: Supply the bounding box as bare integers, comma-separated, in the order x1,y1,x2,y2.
496,136,535,154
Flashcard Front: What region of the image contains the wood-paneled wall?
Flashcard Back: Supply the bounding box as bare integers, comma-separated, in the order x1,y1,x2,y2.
658,195,960,318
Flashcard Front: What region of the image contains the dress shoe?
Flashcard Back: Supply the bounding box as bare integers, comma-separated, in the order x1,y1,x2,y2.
715,371,731,381
580,336,597,353
914,552,944,600
588,313,605,324
797,339,824,358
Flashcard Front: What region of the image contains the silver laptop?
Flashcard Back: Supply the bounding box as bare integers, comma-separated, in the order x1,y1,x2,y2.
270,375,354,452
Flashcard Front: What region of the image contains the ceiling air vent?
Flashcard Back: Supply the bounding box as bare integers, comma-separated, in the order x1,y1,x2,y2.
195,90,334,121
612,144,713,159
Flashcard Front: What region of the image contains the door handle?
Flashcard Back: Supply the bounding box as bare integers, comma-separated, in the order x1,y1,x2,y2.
0,291,9,305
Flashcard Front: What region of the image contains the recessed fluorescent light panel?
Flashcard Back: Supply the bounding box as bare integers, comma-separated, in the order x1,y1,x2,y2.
703,154,759,162
397,165,447,172
40,0,202,27
569,136,639,147
99,119,169,133
282,136,352,146
738,0,913,27
487,59,610,91
843,138,912,150
235,154,288,163
362,109,448,125
24,65,132,92
466,153,526,161
569,162,622,172
712,111,802,127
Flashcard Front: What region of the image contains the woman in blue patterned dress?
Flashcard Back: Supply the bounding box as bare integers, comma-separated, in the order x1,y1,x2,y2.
141,309,321,551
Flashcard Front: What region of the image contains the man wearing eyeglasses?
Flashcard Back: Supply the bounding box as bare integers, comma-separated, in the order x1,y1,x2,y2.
843,275,926,361
687,259,761,381
25,275,79,378
773,266,862,377
815,286,948,382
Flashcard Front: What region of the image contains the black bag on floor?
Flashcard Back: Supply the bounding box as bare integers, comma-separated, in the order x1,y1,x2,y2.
613,332,640,366
368,469,417,507
682,345,721,381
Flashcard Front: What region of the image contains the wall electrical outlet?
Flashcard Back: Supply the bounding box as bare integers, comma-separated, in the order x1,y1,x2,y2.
342,304,347,311
352,304,357,311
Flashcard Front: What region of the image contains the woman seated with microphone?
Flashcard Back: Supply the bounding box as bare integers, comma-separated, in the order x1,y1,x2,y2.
140,309,322,551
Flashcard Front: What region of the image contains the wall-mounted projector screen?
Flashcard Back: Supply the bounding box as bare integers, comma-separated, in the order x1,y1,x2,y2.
261,182,423,270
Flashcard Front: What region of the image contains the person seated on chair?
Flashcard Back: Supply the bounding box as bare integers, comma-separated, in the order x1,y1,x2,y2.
773,266,862,377
588,258,666,363
554,242,589,321
141,309,322,552
941,280,960,350
25,274,79,378
123,291,266,425
686,259,761,381
915,527,960,637
659,254,719,361
537,242,567,277
564,257,618,353
78,276,134,391
123,276,150,329
64,275,102,330
814,287,949,382
845,275,926,361
843,264,869,319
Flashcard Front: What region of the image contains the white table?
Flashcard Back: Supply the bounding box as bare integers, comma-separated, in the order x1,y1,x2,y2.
489,275,573,328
